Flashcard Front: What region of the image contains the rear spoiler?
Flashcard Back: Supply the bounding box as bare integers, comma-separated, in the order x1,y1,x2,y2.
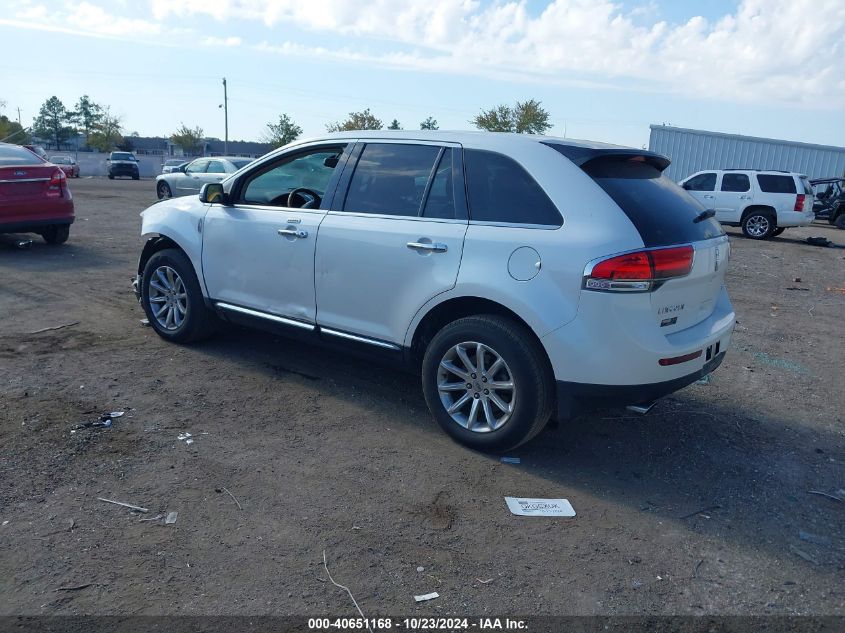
542,142,671,172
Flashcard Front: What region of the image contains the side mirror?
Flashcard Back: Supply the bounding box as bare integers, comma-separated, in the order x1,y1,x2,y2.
200,183,226,204
682,182,692,190
179,164,187,173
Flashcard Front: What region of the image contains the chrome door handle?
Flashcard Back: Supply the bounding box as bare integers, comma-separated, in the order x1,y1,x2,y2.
407,241,448,253
739,195,751,199
703,194,715,199
278,228,308,239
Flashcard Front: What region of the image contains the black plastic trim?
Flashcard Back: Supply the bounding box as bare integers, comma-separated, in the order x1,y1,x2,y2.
555,352,726,419
0,218,74,233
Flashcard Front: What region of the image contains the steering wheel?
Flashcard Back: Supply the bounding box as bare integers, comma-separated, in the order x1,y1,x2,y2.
287,187,322,209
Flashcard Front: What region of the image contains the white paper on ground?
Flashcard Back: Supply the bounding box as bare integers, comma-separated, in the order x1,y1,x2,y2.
414,592,439,602
505,497,575,517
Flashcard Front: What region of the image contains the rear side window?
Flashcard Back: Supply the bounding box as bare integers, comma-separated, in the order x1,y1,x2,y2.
721,173,750,192
0,145,44,166
207,160,227,174
584,158,724,247
464,149,561,226
422,149,458,219
684,172,716,191
757,174,796,194
344,143,440,216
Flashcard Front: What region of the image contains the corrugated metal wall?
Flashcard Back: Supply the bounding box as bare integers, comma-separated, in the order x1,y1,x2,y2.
648,125,845,182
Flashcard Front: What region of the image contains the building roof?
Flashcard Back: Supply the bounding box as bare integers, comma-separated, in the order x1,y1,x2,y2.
649,125,845,154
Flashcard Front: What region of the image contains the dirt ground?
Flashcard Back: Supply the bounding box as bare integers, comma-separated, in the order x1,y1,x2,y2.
1,178,843,617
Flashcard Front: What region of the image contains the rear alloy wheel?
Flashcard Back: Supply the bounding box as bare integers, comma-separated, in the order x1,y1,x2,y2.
742,211,775,239
41,224,69,245
141,248,214,343
422,315,553,452
157,181,172,199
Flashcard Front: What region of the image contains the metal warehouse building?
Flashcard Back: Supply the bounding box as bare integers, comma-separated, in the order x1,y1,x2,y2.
648,125,845,182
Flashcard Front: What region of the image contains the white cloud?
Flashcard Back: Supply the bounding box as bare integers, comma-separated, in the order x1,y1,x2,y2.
10,0,845,108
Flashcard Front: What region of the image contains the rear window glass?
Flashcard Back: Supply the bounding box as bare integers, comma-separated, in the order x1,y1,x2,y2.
0,145,44,166
464,149,561,226
757,174,796,194
231,159,252,170
721,173,750,192
344,143,440,217
422,149,458,219
584,158,724,247
800,177,812,195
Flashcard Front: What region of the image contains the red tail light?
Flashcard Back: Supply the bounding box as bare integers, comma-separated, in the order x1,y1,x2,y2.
46,169,66,198
794,194,805,212
585,245,694,292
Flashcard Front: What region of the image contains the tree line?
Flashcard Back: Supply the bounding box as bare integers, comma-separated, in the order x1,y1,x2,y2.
2,95,552,154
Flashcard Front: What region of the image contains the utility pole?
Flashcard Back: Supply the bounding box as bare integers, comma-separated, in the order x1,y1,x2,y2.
16,107,21,125
222,77,228,155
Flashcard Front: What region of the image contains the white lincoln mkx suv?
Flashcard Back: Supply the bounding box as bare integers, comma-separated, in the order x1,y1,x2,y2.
134,131,734,451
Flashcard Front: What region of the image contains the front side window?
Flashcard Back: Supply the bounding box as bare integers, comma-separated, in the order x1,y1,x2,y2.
239,145,345,207
684,172,717,191
186,159,209,174
464,149,561,226
343,143,440,216
721,173,750,192
757,174,796,194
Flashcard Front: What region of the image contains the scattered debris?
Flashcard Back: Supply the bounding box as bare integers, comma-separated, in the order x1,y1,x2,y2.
788,545,818,565
500,456,521,464
799,531,831,546
414,592,439,603
28,321,80,335
753,352,810,376
693,559,705,579
139,318,150,327
807,490,842,502
806,237,831,247
97,498,149,513
109,411,125,418
505,497,576,517
416,566,425,573
177,432,192,441
695,374,712,385
17,239,34,249
138,514,165,523
793,277,802,283
476,578,494,584
55,583,92,592
785,287,809,291
165,511,178,525
679,504,721,520
826,287,845,295
221,486,242,511
2,520,8,526
322,550,371,631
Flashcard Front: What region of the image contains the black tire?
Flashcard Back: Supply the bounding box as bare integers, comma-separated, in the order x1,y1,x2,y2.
141,248,215,344
108,174,115,180
132,174,140,180
772,227,786,237
157,181,172,199
41,224,69,245
741,209,776,240
835,214,845,230
421,315,554,452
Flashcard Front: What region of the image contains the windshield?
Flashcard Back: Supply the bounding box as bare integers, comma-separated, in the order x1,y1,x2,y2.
0,144,45,166
112,153,134,161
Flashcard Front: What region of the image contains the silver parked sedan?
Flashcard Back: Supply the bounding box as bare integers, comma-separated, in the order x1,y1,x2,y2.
155,156,254,199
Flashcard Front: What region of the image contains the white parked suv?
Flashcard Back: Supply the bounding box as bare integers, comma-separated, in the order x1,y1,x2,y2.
680,169,814,239
134,131,735,451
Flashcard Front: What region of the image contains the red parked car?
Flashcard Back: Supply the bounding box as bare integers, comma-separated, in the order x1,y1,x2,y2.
50,155,80,178
0,142,74,244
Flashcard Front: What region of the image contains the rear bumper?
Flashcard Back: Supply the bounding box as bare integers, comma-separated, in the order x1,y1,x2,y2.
555,351,726,418
0,199,75,233
777,210,815,227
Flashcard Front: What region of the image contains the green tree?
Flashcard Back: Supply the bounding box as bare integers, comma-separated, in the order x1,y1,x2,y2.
70,95,103,145
420,116,439,130
326,108,382,132
262,113,303,148
170,123,205,155
87,107,123,152
472,99,551,134
0,100,28,144
388,119,402,130
32,96,74,149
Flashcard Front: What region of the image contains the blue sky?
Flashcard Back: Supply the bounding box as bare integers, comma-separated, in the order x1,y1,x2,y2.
1,0,842,149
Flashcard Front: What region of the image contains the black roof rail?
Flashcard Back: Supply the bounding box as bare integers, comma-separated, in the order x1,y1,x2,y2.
723,168,791,173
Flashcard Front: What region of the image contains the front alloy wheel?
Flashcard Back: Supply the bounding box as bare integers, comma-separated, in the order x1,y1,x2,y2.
437,341,515,433
147,265,187,331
